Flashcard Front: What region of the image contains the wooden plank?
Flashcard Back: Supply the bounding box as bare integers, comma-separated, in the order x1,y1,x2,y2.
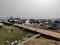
14,24,60,40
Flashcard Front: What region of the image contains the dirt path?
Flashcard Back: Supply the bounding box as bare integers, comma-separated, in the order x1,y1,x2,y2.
22,37,60,45
17,34,41,45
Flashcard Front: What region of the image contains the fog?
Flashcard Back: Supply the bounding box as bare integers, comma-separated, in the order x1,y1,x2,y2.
0,0,60,19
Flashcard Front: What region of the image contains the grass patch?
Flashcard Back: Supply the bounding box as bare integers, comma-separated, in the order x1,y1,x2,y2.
0,29,28,45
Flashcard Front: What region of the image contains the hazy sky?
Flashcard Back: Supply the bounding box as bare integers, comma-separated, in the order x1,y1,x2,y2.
0,0,60,19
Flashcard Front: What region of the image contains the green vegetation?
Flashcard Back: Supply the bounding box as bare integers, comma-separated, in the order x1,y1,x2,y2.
0,29,28,45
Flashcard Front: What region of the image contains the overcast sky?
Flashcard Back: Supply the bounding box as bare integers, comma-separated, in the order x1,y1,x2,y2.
0,0,60,19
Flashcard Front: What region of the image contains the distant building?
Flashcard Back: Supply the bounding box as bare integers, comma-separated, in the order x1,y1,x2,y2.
8,17,27,24
40,19,60,29
29,19,40,24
